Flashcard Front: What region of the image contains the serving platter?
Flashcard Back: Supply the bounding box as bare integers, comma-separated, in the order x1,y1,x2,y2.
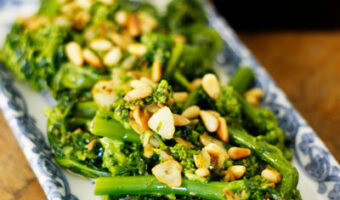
0,0,339,199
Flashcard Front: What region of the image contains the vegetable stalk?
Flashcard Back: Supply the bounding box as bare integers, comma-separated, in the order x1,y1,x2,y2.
95,176,246,200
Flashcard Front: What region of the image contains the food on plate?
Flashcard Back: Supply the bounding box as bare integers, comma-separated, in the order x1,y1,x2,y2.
0,0,301,199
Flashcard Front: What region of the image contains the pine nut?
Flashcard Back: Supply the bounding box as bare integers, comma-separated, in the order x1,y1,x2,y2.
115,10,128,26
245,88,264,106
202,73,220,99
190,78,202,91
103,47,122,66
173,92,189,103
229,165,246,179
175,137,193,148
73,10,90,30
195,168,210,177
173,114,190,126
90,38,112,51
137,11,157,33
130,80,149,88
182,105,200,119
109,32,133,49
127,14,141,37
66,41,83,66
152,59,162,82
83,48,102,68
92,80,117,107
124,86,152,102
217,117,229,142
261,167,281,183
200,110,219,132
127,43,147,57
228,147,251,160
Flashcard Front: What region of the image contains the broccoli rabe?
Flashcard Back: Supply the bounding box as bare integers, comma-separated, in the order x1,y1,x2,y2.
216,86,243,126
100,137,148,176
1,22,66,90
165,0,207,32
169,144,206,182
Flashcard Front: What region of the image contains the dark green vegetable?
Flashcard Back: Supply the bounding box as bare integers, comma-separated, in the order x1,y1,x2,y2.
228,126,299,199
90,110,141,143
228,67,255,95
95,176,246,200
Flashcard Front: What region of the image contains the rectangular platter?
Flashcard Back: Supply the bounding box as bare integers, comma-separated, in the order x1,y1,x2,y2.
0,0,339,199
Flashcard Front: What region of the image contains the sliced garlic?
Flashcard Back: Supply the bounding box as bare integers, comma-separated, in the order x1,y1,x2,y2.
152,159,182,187
148,107,175,139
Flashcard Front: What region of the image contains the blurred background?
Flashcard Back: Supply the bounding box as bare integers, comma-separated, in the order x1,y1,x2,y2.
214,0,340,163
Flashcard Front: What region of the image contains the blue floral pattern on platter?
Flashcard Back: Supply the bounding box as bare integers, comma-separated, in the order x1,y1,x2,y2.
0,0,339,199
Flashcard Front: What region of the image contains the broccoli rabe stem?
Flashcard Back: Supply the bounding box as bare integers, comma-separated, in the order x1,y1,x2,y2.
90,111,140,143
95,176,246,200
174,70,192,90
74,101,97,118
228,126,298,199
228,67,255,95
55,157,111,178
164,41,184,80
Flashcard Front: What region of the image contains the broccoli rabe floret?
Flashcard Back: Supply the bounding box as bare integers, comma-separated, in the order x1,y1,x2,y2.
165,0,207,32
216,86,243,125
169,144,207,182
1,22,66,90
101,137,148,176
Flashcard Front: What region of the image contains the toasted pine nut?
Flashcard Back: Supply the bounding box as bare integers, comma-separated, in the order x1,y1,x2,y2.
140,77,155,86
130,80,149,88
109,32,133,49
73,11,90,30
127,14,141,37
217,117,229,142
115,10,128,26
132,106,150,132
228,147,251,160
206,110,220,118
229,165,246,179
200,110,219,132
173,114,190,126
124,86,152,102
202,74,220,99
261,167,281,183
137,11,157,33
145,103,161,113
66,42,83,66
86,139,97,150
182,105,200,119
54,15,70,27
143,144,154,158
173,92,189,103
83,48,102,68
127,43,147,57
90,39,112,51
152,59,162,82
175,137,193,148
190,78,202,91
245,88,264,106
195,168,210,177
103,47,122,66
75,0,92,10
